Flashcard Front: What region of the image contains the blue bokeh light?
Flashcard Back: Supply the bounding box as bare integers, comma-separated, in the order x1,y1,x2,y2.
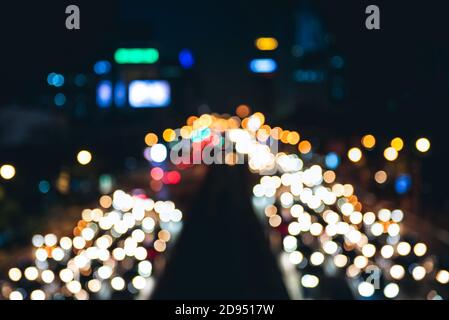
249,58,277,73
47,73,65,87
395,174,412,194
114,81,126,107
94,60,112,75
96,80,113,108
38,180,50,194
54,93,66,106
325,152,340,169
179,49,195,69
47,73,56,85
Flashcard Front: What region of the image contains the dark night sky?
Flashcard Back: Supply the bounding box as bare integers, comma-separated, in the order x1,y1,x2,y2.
0,1,118,104
1,1,448,124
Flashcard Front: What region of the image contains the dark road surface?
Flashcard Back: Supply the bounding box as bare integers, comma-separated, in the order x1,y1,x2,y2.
152,165,289,299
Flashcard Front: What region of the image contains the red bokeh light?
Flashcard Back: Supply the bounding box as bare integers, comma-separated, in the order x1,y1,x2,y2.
150,167,164,180
164,171,181,184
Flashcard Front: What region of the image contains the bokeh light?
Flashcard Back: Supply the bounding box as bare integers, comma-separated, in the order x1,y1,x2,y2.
77,150,92,165
361,134,376,149
391,137,404,151
0,164,16,180
416,138,431,153
384,147,398,161
347,148,362,163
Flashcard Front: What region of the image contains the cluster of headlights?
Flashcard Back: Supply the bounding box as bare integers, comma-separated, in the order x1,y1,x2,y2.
2,190,183,300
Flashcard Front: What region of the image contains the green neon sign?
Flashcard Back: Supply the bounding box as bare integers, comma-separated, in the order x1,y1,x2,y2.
114,48,159,64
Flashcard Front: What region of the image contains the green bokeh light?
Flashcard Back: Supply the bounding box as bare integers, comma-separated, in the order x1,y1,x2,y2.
114,48,159,64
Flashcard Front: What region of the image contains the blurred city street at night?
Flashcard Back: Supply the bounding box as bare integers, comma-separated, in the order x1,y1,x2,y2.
0,0,449,302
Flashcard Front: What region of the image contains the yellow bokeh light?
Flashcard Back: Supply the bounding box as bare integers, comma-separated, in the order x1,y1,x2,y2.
347,147,362,163
361,134,376,149
287,131,300,145
255,37,278,51
391,137,404,151
436,270,449,284
162,128,176,142
298,140,312,154
77,150,92,165
198,114,213,128
260,124,271,134
180,126,192,139
144,133,158,146
415,137,430,153
252,112,265,126
384,147,398,161
280,130,290,144
0,164,16,180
